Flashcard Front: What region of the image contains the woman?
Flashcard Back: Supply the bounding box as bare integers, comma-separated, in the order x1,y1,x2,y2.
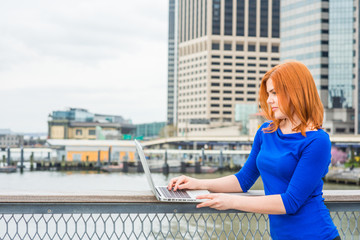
168,61,340,240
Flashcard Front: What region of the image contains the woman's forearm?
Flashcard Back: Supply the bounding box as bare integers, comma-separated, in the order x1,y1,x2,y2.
199,175,243,193
196,193,287,215
233,194,286,214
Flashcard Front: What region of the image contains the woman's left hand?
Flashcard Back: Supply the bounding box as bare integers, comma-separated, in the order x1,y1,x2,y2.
196,194,236,210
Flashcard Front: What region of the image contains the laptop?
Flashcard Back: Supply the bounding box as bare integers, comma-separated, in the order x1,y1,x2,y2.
134,139,210,202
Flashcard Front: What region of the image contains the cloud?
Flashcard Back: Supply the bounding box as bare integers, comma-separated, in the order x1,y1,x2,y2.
0,0,168,132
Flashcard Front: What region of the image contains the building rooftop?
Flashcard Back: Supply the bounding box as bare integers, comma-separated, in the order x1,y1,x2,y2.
47,139,135,147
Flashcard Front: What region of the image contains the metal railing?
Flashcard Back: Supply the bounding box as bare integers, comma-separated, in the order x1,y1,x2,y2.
0,190,359,239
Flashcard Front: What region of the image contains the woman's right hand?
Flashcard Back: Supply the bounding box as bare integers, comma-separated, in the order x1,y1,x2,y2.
167,175,202,191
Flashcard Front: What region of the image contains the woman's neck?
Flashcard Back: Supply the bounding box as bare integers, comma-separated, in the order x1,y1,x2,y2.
279,119,298,134
279,118,317,134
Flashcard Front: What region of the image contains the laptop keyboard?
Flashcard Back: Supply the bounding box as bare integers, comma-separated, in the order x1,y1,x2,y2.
158,187,191,199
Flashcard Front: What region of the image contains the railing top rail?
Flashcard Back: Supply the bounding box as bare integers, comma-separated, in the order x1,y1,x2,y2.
0,190,360,203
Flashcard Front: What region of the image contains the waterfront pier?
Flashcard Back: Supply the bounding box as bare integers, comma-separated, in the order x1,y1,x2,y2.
325,168,360,185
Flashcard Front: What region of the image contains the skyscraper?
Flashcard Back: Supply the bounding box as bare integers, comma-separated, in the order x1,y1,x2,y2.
167,0,177,125
175,0,281,135
281,0,358,134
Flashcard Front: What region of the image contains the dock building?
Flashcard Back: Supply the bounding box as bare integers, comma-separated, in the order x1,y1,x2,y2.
0,129,24,148
48,108,136,140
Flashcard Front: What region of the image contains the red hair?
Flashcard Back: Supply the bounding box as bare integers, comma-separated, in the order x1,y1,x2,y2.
259,61,324,136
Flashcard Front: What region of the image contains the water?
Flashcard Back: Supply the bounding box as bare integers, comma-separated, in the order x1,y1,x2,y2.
1,170,359,192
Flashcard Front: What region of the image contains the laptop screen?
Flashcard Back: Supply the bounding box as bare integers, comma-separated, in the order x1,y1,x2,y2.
134,140,158,196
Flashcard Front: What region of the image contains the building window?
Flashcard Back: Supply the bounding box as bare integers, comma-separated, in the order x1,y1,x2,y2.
224,43,232,51
89,129,96,135
76,129,82,136
260,45,267,52
272,45,279,52
236,0,245,36
212,0,221,35
248,0,257,37
272,0,280,38
260,0,268,37
335,128,346,133
212,43,220,50
224,0,233,35
236,44,244,51
248,44,256,52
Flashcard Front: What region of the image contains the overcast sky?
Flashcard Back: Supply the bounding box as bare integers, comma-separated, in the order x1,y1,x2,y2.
0,0,168,133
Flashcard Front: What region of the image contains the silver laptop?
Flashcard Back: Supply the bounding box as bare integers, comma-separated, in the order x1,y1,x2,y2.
134,140,210,202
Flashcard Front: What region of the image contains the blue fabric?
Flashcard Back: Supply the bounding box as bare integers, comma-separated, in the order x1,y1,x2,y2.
235,122,339,240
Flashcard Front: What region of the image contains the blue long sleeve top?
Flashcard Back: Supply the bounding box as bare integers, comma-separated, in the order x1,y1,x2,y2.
235,122,339,240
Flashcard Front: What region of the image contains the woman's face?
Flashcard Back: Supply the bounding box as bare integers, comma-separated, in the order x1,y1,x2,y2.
266,79,287,120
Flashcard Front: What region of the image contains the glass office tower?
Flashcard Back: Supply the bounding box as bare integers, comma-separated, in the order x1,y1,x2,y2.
281,0,358,134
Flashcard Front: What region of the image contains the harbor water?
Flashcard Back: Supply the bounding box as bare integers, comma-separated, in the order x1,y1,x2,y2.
1,170,360,192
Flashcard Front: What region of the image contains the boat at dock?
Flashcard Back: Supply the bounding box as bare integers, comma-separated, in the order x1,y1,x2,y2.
0,166,17,173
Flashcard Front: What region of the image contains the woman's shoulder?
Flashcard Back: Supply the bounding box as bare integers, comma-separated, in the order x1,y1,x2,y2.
308,128,329,140
304,128,331,148
259,121,272,130
253,122,272,142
